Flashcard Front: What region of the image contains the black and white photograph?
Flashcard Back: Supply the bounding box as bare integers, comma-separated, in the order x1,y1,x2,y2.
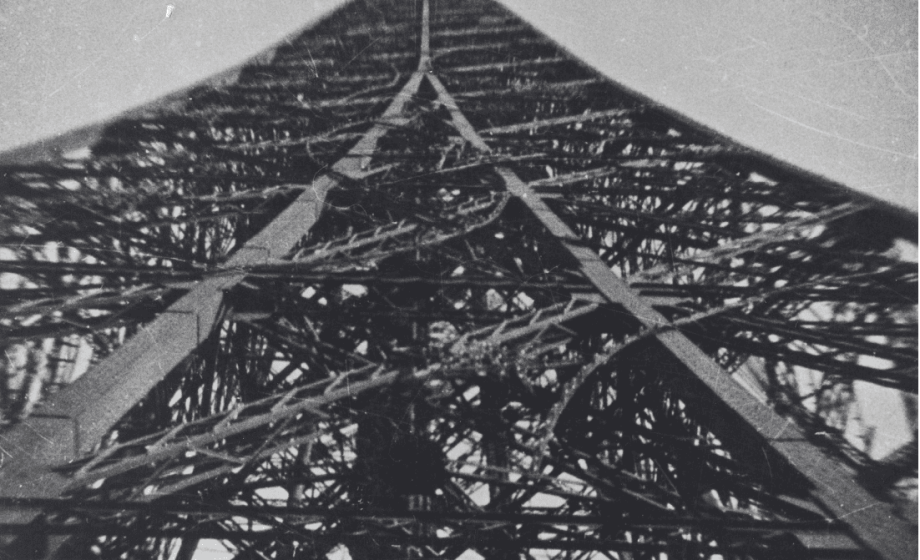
0,1,916,558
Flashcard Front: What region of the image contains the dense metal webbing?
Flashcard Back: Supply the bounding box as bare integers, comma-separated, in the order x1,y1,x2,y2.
0,1,914,559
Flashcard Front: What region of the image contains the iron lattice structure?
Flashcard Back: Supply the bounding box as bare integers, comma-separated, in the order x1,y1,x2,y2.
0,1,916,559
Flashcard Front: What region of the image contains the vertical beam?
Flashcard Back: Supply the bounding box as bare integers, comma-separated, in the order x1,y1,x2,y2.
418,0,431,72
424,70,915,560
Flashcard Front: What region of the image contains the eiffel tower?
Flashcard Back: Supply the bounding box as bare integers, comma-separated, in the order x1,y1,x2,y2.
0,0,916,558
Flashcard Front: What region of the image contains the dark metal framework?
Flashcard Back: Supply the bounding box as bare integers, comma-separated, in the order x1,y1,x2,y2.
0,0,915,559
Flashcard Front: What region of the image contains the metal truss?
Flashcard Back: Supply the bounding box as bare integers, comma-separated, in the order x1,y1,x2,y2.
0,0,915,559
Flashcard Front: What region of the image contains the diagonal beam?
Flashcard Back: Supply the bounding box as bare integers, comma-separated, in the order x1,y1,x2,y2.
424,63,915,560
0,27,432,537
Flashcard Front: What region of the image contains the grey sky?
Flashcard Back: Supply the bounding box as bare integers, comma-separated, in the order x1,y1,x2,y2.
0,0,916,210
501,0,917,211
0,0,344,150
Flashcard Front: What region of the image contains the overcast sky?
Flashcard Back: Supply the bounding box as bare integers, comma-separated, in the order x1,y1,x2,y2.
0,0,915,210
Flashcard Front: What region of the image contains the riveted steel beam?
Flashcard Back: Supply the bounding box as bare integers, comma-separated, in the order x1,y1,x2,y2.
424,58,914,560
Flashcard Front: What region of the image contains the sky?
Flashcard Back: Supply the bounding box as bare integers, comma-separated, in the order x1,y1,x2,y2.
0,0,915,213
0,0,345,154
503,0,918,212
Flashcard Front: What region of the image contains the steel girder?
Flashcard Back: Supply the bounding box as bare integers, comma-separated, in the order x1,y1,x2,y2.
0,0,915,559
